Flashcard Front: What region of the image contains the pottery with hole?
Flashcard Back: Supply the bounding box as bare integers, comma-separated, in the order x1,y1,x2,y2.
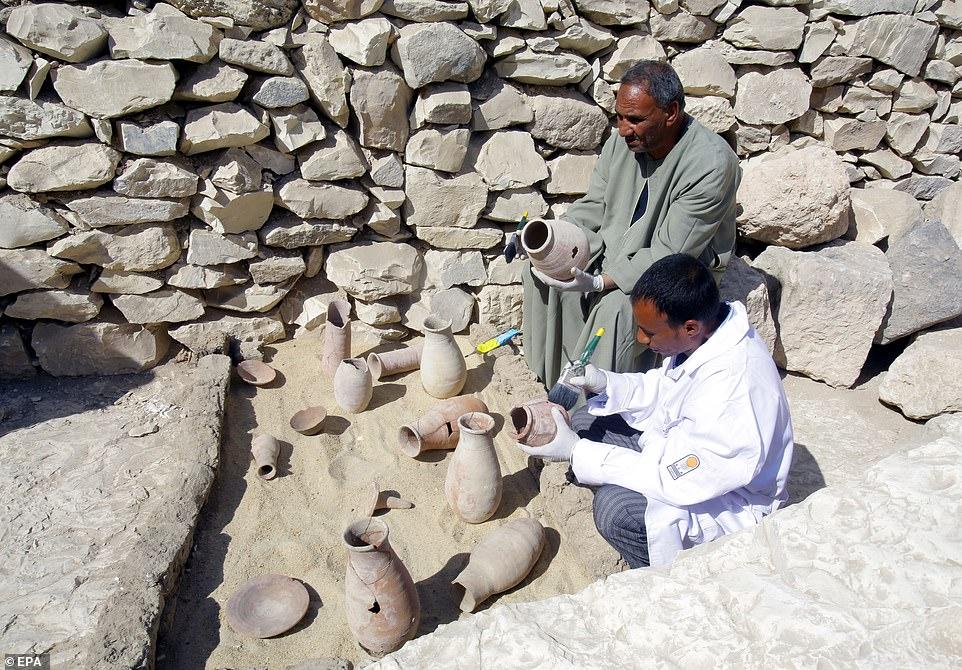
397,394,488,458
521,218,590,281
334,358,373,413
444,412,502,524
226,574,310,638
290,406,327,435
419,316,466,399
509,399,570,447
322,299,352,380
368,343,422,381
237,360,276,386
251,434,281,480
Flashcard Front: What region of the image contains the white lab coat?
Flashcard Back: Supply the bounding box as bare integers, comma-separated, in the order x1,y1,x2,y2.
570,301,794,566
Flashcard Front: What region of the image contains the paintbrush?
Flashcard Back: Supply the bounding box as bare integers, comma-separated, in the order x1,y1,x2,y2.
503,211,529,263
546,328,605,410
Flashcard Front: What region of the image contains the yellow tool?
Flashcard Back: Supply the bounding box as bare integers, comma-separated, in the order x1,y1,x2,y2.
475,328,521,354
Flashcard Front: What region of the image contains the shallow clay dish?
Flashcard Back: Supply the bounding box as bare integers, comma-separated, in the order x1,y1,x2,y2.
290,406,327,435
237,360,277,386
225,574,309,638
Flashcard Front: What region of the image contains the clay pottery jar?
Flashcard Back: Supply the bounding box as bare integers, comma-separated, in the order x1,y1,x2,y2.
290,405,327,435
444,412,502,524
236,360,276,386
398,394,488,458
226,574,310,638
322,299,352,380
509,399,570,447
419,316,466,399
251,434,281,480
521,218,590,281
368,343,423,381
453,518,546,613
343,517,420,656
334,358,373,413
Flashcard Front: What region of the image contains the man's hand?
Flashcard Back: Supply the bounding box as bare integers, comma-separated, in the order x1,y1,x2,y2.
531,267,604,293
569,363,607,395
519,408,578,462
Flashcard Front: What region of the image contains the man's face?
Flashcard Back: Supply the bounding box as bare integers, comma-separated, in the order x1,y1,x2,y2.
615,83,678,156
632,298,697,356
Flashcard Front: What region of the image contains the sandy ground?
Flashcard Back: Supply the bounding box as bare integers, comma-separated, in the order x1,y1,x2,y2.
156,330,595,669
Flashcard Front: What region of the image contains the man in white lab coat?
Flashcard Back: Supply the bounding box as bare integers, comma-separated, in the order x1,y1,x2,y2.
521,254,794,568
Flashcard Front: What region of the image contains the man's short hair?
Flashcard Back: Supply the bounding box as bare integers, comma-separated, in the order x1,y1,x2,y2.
621,60,686,113
630,254,720,327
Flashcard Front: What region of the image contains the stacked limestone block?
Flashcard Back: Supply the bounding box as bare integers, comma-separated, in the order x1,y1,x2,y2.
0,0,960,413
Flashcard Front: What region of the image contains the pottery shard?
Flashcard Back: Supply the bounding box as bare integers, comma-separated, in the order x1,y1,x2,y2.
298,130,368,181
167,0,299,29
32,321,169,376
733,69,812,126
258,212,358,248
6,4,107,63
685,96,736,134
602,35,666,81
349,67,413,152
48,225,181,272
838,14,938,77
0,248,82,297
471,131,548,191
672,48,736,98
274,178,368,220
424,249,486,289
0,37,31,93
175,60,248,103
847,188,923,245
0,193,69,249
723,7,806,50
105,4,221,63
60,193,188,227
219,38,293,75
525,86,608,151
737,146,850,249
302,0,383,22
52,60,177,119
325,242,423,300
7,142,121,194
753,242,892,388
180,103,270,155
0,96,91,141
114,158,199,199
476,283,523,331
112,289,206,324
118,120,181,157
573,0,649,25
877,219,962,345
329,17,394,66
649,10,717,44
879,328,962,420
472,81,533,131
293,36,351,128
495,50,592,85
405,128,471,173
403,166,488,228
0,325,35,378
393,23,485,89
186,229,258,266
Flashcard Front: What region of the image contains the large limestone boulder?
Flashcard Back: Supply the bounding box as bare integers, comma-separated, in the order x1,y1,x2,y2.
847,187,923,244
885,112,928,156
672,48,736,98
48,226,181,272
169,311,285,354
180,103,270,154
718,256,776,354
205,282,291,313
472,80,533,130
325,242,423,300
753,242,892,387
112,289,206,324
297,129,368,180
405,128,471,173
118,120,180,156
723,7,806,50
52,60,177,119
685,96,736,134
809,56,873,87
105,4,220,62
403,166,488,228
414,224,502,249
274,178,368,219
823,117,886,152
302,0,383,22
554,19,616,55
394,23,486,89
186,229,258,265
250,76,309,108
166,263,246,290
495,50,592,85
114,159,199,198
191,183,274,234
545,152,598,195
412,83,472,126
573,0,649,26
59,193,188,227
477,283,523,331
32,322,169,376
737,146,851,249
7,142,121,194
485,188,547,222
837,14,938,77
424,249,486,289
329,17,394,67
0,248,82,297
0,37,31,93
0,326,35,378
525,86,608,151
6,4,107,63
249,250,305,284
733,69,811,125
0,193,69,248
349,67,413,152
174,60,248,103
218,38,293,75
877,219,962,344
166,0,300,30
0,96,91,141
649,10,717,44
293,36,351,128
602,35,666,81
267,105,328,153
924,182,962,248
258,212,357,248
402,287,475,333
94,269,167,294
5,289,103,323
470,130,549,191
879,328,962,420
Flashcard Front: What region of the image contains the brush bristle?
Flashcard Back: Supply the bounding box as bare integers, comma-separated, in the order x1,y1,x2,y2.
546,381,580,410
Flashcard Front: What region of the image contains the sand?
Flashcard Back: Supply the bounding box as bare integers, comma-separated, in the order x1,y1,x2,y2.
156,329,595,669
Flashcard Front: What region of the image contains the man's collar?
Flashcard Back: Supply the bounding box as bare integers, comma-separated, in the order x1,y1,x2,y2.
664,302,749,380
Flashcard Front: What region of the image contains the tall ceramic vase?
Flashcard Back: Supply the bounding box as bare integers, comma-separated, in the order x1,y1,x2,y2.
398,394,488,458
251,434,280,481
322,299,352,380
453,518,546,612
521,218,590,281
334,358,373,413
444,412,502,524
368,343,422,381
343,517,420,656
509,399,570,447
419,316,466,399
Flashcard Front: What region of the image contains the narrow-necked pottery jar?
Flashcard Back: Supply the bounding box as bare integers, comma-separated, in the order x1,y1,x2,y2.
251,434,281,481
444,412,502,524
509,399,570,447
419,316,466,399
398,394,488,458
322,298,352,380
334,358,373,413
521,218,590,281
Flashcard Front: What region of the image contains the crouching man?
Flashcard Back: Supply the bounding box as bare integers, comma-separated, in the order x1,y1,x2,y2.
521,254,794,568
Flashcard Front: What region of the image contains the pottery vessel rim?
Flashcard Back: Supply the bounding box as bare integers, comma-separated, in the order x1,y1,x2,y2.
421,315,452,334
509,405,534,440
236,360,276,386
340,357,369,373
520,217,554,256
225,574,309,638
397,425,422,458
344,516,389,552
327,298,351,328
458,411,495,434
290,406,327,435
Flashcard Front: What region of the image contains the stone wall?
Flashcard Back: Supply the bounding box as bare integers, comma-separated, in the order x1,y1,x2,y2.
1,0,961,395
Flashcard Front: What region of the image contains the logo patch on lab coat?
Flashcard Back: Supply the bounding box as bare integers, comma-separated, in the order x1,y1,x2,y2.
667,454,700,480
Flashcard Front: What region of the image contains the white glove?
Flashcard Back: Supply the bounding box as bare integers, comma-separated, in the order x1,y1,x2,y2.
569,363,607,395
531,267,604,293
519,408,578,462
511,232,527,260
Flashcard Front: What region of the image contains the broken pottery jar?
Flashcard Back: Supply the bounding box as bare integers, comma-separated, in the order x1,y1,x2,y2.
453,517,546,613
364,480,414,516
444,412,502,524
343,516,421,656
398,394,488,458
419,316,466,399
521,218,590,281
367,343,423,381
509,399,570,447
334,358,373,413
251,434,281,480
322,298,352,380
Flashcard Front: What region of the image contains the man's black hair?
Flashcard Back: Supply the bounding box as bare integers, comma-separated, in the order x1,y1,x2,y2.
630,254,721,327
620,60,686,113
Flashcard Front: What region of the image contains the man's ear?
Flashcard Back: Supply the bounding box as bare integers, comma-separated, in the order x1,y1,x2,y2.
683,319,701,338
665,100,681,125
